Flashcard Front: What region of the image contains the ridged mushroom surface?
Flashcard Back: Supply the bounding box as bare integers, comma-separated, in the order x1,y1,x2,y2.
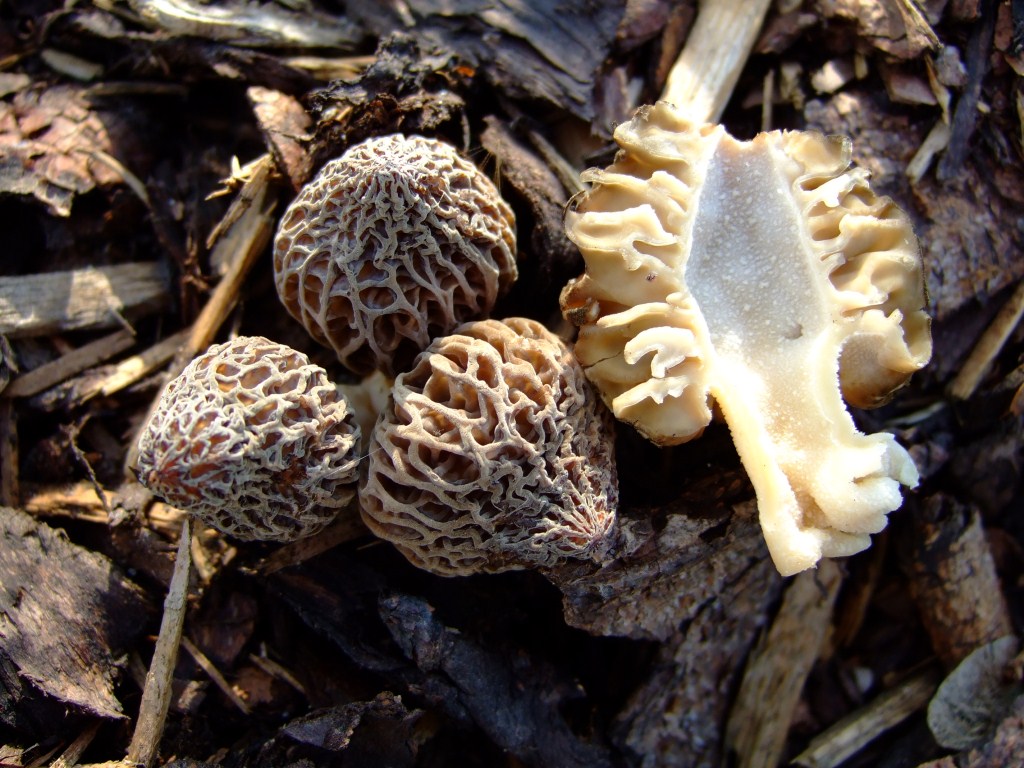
359,317,618,576
135,336,361,542
560,101,932,576
274,133,518,377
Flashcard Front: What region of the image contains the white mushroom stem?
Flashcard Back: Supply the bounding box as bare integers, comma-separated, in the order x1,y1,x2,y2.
661,0,773,123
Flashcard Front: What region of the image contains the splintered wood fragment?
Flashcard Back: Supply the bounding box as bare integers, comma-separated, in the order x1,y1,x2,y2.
51,720,103,768
949,279,1024,399
906,495,1013,669
792,668,941,768
0,398,16,506
124,158,276,476
182,155,277,361
180,635,251,715
3,329,135,398
126,518,191,768
724,559,843,768
258,512,369,574
49,327,192,411
661,0,773,123
907,120,953,184
0,263,169,338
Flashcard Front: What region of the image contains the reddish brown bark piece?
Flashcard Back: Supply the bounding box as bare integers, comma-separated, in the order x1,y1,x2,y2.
0,507,148,721
610,512,783,768
0,84,148,216
905,494,1013,669
247,86,313,192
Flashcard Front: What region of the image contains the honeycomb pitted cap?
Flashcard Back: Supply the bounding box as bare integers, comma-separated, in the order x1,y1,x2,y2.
273,133,518,377
359,317,618,576
135,336,361,542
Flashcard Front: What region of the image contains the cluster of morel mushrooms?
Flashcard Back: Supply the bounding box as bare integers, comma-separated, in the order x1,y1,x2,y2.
136,84,932,579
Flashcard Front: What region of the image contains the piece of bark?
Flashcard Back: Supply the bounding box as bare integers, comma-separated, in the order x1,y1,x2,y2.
368,0,627,120
247,86,312,193
3,329,135,399
280,693,421,754
0,263,169,339
0,84,152,217
551,496,778,641
725,560,844,768
904,495,1013,669
379,592,615,768
123,0,361,49
927,636,1021,751
612,537,782,768
816,0,938,58
919,694,1024,768
0,507,149,722
793,668,941,768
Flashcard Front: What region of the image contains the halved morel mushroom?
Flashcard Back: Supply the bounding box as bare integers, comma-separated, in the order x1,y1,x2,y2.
135,336,361,542
273,133,518,377
560,101,932,576
359,317,618,576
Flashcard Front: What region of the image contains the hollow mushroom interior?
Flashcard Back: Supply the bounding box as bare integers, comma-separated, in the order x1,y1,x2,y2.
561,101,932,576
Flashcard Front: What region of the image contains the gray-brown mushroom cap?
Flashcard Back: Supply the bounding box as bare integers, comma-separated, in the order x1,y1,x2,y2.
359,317,618,576
135,336,361,542
273,133,518,377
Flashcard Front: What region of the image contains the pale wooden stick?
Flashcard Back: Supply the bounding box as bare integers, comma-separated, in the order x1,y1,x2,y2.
949,278,1024,400
724,559,843,768
77,328,191,405
3,329,135,398
661,0,773,124
50,720,103,768
792,669,940,768
126,519,191,768
0,263,168,338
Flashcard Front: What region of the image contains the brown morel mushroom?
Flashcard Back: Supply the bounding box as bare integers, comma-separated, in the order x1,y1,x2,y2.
135,336,361,542
359,317,618,576
273,133,518,377
560,101,932,576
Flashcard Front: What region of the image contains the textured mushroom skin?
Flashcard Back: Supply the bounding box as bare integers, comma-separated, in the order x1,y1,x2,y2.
135,336,361,542
561,101,932,576
359,317,618,576
274,134,518,377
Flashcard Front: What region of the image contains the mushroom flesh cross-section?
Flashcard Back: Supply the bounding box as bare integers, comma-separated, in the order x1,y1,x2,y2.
561,101,932,576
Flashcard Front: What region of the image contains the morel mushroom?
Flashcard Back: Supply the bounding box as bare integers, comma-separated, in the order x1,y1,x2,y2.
560,101,932,576
135,336,361,542
359,317,618,576
273,133,518,377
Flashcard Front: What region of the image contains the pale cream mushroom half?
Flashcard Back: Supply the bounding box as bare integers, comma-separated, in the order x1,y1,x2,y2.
561,101,932,576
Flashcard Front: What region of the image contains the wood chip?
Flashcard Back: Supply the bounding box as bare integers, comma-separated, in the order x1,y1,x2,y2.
661,0,773,122
949,278,1024,400
724,559,844,768
0,507,148,721
2,329,134,398
905,495,1014,669
792,668,941,768
0,263,169,339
